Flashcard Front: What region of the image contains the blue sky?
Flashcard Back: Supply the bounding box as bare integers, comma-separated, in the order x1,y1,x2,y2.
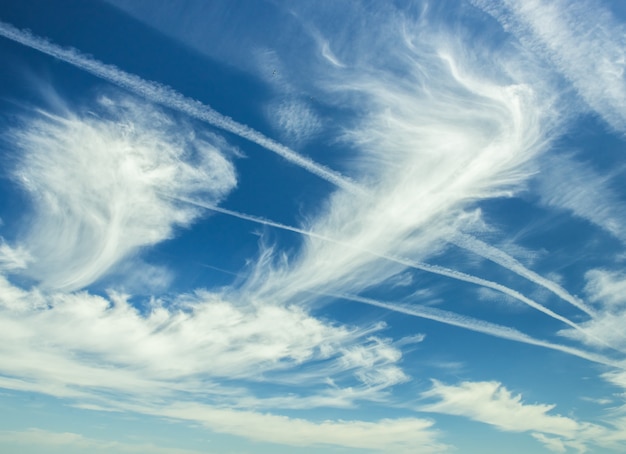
1,0,626,452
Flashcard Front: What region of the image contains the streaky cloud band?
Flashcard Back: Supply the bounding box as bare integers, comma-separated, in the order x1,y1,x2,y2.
451,233,596,316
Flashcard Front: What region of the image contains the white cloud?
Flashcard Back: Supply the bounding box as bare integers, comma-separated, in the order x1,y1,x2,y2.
2,5,624,453
535,154,626,244
240,12,559,315
421,380,579,437
452,232,594,315
531,432,567,453
0,270,410,405
559,269,626,350
9,95,237,290
0,19,361,195
474,0,626,133
420,380,626,452
585,269,626,308
0,271,443,451
0,240,31,271
0,428,210,454
268,99,322,145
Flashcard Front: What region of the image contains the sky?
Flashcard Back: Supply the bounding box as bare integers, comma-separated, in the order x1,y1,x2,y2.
0,0,626,453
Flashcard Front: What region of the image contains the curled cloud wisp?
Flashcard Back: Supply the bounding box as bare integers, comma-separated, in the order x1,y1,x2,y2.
231,10,567,335
11,96,237,290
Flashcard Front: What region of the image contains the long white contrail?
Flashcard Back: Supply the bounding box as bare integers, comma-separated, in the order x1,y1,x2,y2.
328,292,621,369
0,20,362,195
452,233,596,316
173,196,611,349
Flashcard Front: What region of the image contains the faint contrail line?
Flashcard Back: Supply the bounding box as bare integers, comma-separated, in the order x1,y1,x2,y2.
452,233,597,316
0,20,362,195
327,292,621,369
173,196,612,349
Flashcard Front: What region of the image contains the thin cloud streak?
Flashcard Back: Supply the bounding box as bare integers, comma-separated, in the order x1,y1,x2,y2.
452,233,596,316
0,20,362,195
329,292,621,369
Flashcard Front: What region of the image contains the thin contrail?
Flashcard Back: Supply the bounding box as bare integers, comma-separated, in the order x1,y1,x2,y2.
0,20,362,195
451,233,597,316
173,196,611,349
328,292,621,369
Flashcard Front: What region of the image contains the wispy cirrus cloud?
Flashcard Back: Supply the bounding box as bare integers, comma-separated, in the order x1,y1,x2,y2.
474,0,626,133
267,99,322,145
238,14,560,317
8,95,237,290
1,2,626,453
451,232,595,315
559,269,626,351
181,198,596,343
0,240,30,271
535,153,626,245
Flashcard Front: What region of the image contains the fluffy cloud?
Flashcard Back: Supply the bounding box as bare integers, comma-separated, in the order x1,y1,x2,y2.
0,271,437,451
421,380,579,437
0,276,407,397
420,380,626,452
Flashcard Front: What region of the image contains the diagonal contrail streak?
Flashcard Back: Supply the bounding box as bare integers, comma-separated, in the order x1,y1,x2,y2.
326,292,621,369
0,20,363,195
451,233,596,316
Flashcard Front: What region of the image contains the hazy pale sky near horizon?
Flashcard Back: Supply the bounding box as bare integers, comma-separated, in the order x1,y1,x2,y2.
1,0,626,453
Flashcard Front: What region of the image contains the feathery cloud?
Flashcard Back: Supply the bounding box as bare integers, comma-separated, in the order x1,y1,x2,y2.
9,95,236,290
